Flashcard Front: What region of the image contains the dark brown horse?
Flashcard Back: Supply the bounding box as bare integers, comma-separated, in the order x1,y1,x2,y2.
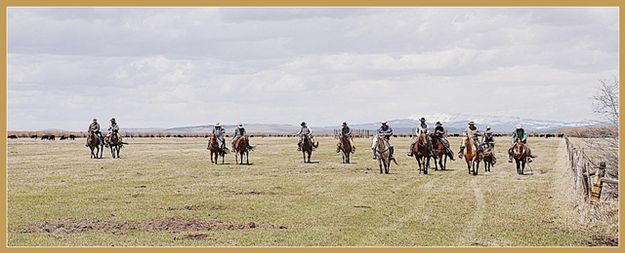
512,140,527,175
411,132,431,174
431,134,449,171
337,135,353,164
107,131,124,159
483,143,495,173
233,136,253,165
207,133,226,164
87,132,103,159
463,134,482,175
301,134,318,163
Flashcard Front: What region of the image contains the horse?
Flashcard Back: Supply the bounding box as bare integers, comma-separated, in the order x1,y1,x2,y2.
375,135,397,174
463,134,482,175
431,134,449,171
301,134,318,163
512,140,528,175
482,143,495,173
87,132,103,159
233,135,253,165
411,132,430,174
107,131,124,158
207,133,226,164
337,135,353,164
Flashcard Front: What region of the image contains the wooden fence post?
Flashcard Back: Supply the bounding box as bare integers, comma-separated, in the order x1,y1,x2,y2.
590,162,606,205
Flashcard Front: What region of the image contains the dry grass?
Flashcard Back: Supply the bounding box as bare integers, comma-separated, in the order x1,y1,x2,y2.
7,137,618,246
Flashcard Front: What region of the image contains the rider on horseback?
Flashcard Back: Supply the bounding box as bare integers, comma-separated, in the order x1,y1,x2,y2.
458,121,482,159
372,121,394,160
213,123,229,152
232,124,246,150
296,122,315,151
106,118,121,146
508,124,535,163
337,122,355,153
433,121,455,160
483,126,497,164
85,118,104,147
483,127,495,149
407,117,434,157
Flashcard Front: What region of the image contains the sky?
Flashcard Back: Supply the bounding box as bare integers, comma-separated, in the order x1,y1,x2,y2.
7,7,619,131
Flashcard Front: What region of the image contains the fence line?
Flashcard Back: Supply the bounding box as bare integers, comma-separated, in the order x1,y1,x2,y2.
564,136,618,205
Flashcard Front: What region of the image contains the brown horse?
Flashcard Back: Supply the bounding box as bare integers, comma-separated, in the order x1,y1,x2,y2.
207,133,225,164
463,134,482,175
87,132,103,159
233,136,253,165
482,143,495,173
411,132,430,174
512,140,528,175
431,134,449,171
337,135,353,164
301,135,318,163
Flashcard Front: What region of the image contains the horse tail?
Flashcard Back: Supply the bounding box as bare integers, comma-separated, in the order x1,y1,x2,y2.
391,157,399,165
313,141,319,148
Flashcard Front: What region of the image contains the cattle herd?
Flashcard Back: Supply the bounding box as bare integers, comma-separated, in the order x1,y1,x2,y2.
7,134,77,140
6,133,564,140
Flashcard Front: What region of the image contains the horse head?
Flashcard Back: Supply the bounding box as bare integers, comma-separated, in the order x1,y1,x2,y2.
513,139,526,159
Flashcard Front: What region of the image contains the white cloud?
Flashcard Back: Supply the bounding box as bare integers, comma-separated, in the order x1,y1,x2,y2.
7,7,618,130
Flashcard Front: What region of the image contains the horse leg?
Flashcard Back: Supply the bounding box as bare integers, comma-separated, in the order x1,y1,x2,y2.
246,151,249,165
379,159,383,174
474,160,479,175
385,160,390,174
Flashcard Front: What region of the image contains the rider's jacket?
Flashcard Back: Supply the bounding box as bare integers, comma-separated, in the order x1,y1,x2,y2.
378,126,393,138
511,129,527,144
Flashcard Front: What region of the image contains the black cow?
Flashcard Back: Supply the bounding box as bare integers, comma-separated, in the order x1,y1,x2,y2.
41,135,49,140
8,135,18,139
69,134,76,140
60,135,68,140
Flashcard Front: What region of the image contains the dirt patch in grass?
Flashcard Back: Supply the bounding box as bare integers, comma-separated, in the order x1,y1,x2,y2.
21,217,283,234
164,204,204,211
587,235,618,246
224,190,276,195
175,233,208,241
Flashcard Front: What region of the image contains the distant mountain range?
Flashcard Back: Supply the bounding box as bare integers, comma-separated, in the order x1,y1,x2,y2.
119,113,602,134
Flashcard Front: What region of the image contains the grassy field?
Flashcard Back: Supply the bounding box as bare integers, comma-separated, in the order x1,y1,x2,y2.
7,136,618,246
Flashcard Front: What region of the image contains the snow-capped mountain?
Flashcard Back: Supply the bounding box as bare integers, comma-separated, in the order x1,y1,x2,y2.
118,113,601,134
407,113,598,133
